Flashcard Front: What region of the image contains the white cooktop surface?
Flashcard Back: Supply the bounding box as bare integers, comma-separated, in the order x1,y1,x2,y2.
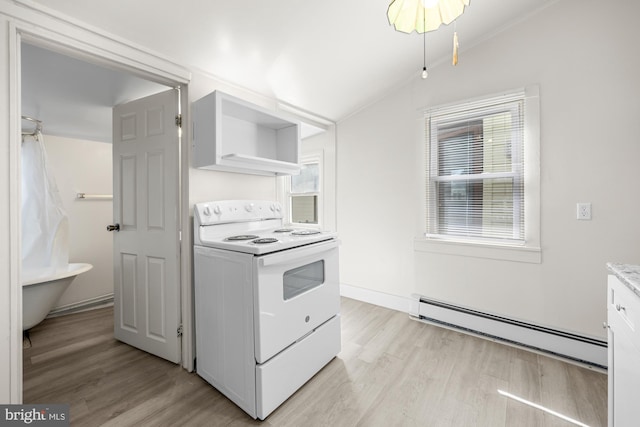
193,200,337,255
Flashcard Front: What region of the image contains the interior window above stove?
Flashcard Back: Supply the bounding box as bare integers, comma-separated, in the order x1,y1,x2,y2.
289,161,319,225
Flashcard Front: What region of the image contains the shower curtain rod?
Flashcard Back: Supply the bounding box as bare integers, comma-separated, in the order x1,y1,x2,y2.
21,115,43,138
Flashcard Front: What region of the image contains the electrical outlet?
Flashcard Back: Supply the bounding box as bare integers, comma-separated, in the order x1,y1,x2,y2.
577,203,592,220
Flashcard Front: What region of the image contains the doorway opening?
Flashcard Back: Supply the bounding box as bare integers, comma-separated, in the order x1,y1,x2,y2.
18,34,188,402
21,41,171,322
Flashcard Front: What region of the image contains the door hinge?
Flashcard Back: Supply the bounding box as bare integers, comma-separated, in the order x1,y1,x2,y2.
177,324,183,337
175,114,182,128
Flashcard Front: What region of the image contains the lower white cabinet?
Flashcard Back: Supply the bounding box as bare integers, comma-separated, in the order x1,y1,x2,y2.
607,274,640,426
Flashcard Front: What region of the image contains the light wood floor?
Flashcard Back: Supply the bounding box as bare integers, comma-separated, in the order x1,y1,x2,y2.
23,298,607,426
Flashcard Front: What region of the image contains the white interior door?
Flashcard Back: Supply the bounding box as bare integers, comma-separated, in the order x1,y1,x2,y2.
111,89,181,363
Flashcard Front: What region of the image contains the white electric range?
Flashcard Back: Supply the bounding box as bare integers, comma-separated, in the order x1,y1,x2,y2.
193,200,341,420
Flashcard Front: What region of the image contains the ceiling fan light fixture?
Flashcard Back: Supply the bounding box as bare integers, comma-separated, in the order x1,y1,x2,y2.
387,0,469,78
387,0,469,33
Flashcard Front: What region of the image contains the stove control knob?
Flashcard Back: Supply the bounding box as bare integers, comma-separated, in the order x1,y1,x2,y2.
213,205,222,215
275,204,281,212
202,206,212,216
245,203,254,212
270,204,276,212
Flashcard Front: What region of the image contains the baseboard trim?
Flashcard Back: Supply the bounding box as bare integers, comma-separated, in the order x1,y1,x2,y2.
47,294,114,318
340,283,414,313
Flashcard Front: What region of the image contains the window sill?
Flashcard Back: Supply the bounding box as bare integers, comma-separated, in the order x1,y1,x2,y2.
414,237,541,264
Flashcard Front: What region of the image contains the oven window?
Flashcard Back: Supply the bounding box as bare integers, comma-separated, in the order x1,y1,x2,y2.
283,260,325,300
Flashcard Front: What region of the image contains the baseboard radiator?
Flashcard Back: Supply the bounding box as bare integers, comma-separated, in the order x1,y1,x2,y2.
412,296,607,369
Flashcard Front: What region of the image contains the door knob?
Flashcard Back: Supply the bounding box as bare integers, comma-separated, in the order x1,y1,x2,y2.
106,223,120,232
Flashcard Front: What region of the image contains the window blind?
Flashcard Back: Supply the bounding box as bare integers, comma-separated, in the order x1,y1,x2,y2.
425,91,525,243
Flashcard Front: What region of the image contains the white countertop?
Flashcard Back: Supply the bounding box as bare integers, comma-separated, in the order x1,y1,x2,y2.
608,263,640,298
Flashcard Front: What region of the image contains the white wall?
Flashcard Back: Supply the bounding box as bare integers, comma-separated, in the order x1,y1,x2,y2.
337,0,640,340
338,88,421,302
43,135,113,309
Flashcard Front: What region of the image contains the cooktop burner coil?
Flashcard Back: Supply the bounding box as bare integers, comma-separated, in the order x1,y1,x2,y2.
291,230,321,236
225,234,260,241
252,238,279,244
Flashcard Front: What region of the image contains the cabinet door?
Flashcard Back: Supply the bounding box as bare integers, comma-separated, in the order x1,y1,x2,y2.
609,315,640,426
608,278,640,426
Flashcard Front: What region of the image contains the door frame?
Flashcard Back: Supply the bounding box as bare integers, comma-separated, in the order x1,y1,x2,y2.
4,2,193,402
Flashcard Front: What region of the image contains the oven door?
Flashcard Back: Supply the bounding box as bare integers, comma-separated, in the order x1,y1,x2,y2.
253,239,340,364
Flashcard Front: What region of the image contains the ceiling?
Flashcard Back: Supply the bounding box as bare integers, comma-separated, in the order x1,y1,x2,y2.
21,0,557,142
21,43,169,143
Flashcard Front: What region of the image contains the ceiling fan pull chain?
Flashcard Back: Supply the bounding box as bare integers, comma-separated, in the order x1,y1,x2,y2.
453,30,459,66
452,20,459,66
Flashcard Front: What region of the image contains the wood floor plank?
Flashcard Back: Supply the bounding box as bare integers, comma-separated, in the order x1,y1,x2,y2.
505,350,546,426
565,362,607,427
23,299,607,426
539,356,582,426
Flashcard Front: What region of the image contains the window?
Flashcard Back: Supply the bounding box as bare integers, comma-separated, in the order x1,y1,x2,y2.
278,149,326,228
425,89,537,250
289,162,320,225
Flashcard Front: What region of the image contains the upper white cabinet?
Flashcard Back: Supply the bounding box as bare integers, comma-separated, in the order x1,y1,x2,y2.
192,90,301,176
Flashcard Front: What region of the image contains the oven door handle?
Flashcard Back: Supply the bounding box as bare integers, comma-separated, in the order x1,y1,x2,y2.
260,239,339,267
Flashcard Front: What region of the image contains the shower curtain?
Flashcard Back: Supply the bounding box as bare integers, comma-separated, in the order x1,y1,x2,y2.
21,131,69,280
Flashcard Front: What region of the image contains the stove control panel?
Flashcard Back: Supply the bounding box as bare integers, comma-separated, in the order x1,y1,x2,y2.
195,200,283,226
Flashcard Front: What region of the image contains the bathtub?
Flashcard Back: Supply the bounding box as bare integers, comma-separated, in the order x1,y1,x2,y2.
22,262,93,330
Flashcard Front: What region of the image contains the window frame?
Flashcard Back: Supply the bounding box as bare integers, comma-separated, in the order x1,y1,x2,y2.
282,151,324,228
427,97,524,242
415,86,541,263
